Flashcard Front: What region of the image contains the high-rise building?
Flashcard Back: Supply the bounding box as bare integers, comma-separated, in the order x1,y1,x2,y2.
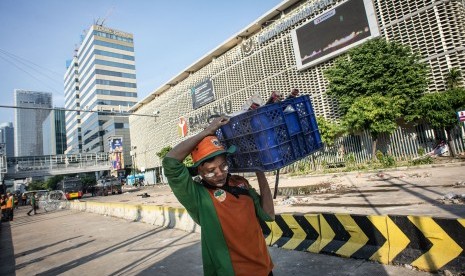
14,90,52,156
42,109,66,155
64,24,137,168
0,122,14,157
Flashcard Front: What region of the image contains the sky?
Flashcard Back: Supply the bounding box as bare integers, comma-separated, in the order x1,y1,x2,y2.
0,0,283,124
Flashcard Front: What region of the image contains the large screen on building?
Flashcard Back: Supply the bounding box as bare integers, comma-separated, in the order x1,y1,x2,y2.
291,0,379,70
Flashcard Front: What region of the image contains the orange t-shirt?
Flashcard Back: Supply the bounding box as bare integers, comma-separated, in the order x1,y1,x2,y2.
6,197,13,208
207,177,273,276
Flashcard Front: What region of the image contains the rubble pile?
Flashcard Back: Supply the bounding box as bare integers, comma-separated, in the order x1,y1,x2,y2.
438,191,465,205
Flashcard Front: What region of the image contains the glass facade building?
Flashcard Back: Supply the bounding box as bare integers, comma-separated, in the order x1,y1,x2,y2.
42,109,66,155
64,25,137,167
0,122,14,157
14,90,52,157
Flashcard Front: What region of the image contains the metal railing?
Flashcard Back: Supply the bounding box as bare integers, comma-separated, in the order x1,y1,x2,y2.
3,153,111,178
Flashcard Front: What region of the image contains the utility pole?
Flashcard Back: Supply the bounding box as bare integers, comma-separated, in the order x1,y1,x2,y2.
0,143,6,191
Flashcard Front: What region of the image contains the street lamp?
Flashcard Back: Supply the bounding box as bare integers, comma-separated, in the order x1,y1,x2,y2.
130,146,137,185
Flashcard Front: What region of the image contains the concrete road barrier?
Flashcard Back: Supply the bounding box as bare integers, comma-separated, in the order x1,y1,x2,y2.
68,201,199,233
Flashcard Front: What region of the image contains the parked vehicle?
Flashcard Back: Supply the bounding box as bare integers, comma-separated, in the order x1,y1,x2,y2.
95,177,122,196
57,177,83,200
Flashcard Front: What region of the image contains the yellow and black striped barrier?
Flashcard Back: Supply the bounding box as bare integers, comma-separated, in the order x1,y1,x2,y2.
262,214,465,274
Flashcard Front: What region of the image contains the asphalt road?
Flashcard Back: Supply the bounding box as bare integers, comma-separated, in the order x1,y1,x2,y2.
0,207,434,276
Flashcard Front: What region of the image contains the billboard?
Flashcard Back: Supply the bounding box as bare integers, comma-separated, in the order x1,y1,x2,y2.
109,137,123,153
458,110,465,122
191,79,215,109
112,152,124,170
109,137,124,170
291,0,380,70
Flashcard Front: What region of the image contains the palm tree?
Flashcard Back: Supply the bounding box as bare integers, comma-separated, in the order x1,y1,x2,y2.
445,67,462,89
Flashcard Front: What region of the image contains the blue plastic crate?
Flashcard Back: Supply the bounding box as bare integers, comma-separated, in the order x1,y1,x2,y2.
216,95,323,172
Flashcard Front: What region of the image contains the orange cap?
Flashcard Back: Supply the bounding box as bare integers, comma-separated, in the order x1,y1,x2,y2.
191,136,236,167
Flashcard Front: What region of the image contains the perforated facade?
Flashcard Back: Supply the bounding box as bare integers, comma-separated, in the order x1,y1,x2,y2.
130,0,465,171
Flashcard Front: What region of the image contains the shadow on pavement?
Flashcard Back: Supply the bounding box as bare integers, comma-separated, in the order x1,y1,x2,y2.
16,239,95,270
0,221,15,276
343,173,465,218
136,242,402,276
137,242,202,276
35,227,167,276
111,232,199,275
14,235,83,259
383,173,464,218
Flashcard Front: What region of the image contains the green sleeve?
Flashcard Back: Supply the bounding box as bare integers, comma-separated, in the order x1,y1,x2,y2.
162,157,201,223
248,188,274,222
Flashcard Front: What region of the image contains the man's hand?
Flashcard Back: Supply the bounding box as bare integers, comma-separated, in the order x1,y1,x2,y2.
204,116,230,136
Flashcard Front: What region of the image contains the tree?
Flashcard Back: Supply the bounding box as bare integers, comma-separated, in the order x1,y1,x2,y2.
28,180,47,191
324,38,429,116
157,145,193,166
445,67,462,89
412,88,465,157
316,116,345,147
156,146,172,159
342,95,402,158
45,175,64,190
79,174,97,192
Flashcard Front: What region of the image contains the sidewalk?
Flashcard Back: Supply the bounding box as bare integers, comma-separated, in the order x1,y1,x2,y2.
83,162,465,219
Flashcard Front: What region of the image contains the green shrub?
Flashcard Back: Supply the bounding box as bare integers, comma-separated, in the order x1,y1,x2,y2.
376,150,396,168
409,155,434,165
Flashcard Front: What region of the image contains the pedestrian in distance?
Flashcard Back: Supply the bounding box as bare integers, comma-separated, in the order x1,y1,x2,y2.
162,116,275,276
14,194,19,210
21,192,27,206
27,193,38,216
0,194,7,221
5,192,14,221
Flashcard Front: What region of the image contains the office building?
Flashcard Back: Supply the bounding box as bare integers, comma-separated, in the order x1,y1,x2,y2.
42,109,66,155
64,24,138,167
14,90,52,156
129,0,465,171
0,122,14,157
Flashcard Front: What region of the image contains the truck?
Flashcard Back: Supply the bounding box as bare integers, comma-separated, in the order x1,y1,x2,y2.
95,176,122,196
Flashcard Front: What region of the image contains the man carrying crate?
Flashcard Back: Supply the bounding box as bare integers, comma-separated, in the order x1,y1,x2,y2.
162,116,275,276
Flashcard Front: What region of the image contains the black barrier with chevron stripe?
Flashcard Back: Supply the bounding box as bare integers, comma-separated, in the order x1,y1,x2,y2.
347,215,387,261
273,215,296,248
433,218,465,272
319,213,351,255
293,215,320,251
261,214,465,274
388,215,433,266
259,219,271,239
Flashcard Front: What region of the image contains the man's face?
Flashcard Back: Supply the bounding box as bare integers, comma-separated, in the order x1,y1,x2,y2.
198,155,229,187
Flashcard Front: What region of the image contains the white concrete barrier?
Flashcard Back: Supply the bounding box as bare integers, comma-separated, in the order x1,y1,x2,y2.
67,201,200,233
